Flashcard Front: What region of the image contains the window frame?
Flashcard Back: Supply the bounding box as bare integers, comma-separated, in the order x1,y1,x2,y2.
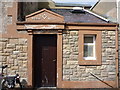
78,30,102,65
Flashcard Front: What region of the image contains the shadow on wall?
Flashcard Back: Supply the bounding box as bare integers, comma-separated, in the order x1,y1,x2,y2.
119,80,120,88
18,2,50,21
21,79,28,87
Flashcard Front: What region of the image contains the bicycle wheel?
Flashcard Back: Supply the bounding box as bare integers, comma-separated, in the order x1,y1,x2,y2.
2,79,15,89
1,80,9,90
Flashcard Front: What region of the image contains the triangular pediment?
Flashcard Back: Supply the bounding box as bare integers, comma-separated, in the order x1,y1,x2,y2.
26,9,64,22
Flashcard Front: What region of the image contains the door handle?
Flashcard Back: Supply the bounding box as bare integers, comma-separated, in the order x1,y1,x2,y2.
53,59,56,62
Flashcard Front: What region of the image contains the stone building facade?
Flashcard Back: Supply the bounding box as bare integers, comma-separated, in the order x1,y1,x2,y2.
0,1,28,84
62,30,116,81
91,0,120,87
0,1,119,89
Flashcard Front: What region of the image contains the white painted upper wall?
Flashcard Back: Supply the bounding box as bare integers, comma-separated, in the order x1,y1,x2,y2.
117,0,120,23
92,0,117,22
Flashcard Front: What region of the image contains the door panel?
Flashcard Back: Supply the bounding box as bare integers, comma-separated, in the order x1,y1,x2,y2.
33,34,57,87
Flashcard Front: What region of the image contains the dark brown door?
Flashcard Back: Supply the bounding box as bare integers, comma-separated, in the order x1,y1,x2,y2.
33,34,57,87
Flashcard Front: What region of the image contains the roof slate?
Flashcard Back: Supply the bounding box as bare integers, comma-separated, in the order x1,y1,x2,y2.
50,9,112,23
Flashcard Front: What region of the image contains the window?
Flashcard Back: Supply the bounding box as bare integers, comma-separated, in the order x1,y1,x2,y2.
79,30,101,65
84,35,96,60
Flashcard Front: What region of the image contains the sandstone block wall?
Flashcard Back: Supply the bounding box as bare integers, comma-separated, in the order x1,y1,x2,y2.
0,1,29,85
118,1,120,87
63,30,116,81
0,38,28,79
118,27,120,87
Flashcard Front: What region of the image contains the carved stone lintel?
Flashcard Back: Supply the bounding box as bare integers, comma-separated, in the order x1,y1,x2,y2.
27,29,63,35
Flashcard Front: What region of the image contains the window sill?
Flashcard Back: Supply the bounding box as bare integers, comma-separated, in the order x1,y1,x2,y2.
83,57,96,60
78,59,102,66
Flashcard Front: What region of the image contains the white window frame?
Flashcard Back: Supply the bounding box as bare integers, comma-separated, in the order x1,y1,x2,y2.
83,35,96,60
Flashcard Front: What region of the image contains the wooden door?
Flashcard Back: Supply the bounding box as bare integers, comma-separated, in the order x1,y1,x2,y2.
33,34,57,87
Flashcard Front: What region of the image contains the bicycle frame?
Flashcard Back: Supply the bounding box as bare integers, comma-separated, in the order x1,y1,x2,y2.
0,65,22,90
0,65,7,89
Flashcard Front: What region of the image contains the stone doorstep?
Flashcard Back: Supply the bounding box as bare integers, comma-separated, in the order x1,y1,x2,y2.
6,88,119,90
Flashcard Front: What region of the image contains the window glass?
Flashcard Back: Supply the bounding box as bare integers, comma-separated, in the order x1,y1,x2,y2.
84,37,93,43
84,45,93,57
84,35,95,60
